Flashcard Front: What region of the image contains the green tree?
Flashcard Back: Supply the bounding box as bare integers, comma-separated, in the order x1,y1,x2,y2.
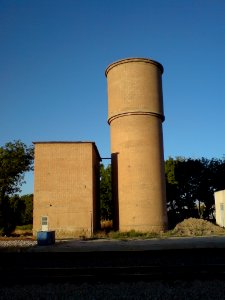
165,157,225,228
20,194,33,224
9,194,25,227
165,157,197,227
0,141,34,234
100,164,112,220
198,158,225,219
9,194,33,226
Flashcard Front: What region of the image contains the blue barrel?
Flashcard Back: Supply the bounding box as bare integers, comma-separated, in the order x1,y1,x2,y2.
37,231,55,246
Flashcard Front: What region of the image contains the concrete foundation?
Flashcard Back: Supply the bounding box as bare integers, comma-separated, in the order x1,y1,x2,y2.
105,58,168,232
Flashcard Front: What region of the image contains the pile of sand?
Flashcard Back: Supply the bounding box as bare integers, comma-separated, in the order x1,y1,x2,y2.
171,218,225,236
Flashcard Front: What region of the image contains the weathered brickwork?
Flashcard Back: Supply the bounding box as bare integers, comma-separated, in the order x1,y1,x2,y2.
106,58,168,232
33,57,168,237
33,142,101,238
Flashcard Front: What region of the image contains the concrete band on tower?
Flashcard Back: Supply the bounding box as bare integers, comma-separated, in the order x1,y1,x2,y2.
106,58,166,125
106,57,168,232
108,111,165,125
105,57,164,76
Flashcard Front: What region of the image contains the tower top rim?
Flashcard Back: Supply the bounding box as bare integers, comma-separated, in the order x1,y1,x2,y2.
105,57,164,77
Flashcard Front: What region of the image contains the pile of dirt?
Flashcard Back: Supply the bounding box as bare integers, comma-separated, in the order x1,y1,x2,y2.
171,218,225,237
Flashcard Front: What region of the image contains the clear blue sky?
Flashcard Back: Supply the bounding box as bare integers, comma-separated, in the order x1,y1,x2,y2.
1,0,225,195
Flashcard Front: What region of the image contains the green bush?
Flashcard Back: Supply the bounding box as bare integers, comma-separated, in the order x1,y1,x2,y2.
15,224,32,231
108,230,160,240
0,227,4,236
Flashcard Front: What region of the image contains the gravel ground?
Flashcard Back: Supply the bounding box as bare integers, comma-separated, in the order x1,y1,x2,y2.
0,238,225,299
0,239,37,248
0,280,225,299
1,236,225,252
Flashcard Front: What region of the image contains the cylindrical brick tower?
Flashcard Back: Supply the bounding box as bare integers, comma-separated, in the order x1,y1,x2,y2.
105,58,168,232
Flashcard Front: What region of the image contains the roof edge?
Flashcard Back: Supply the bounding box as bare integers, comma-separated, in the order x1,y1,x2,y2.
33,141,95,144
105,57,164,77
33,141,102,161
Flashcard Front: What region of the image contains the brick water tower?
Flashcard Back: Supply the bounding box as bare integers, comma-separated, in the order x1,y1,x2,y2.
105,58,168,232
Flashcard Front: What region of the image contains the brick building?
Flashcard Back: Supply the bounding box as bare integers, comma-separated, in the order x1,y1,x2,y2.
33,142,101,238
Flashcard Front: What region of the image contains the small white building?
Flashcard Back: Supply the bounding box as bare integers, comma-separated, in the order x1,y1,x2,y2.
214,190,225,227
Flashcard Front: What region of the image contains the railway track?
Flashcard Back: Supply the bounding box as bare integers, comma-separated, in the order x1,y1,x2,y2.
1,248,225,284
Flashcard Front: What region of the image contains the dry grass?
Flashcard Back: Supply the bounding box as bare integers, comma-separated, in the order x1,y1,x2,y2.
100,220,113,231
171,218,225,237
96,218,225,240
4,218,225,240
11,229,33,237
